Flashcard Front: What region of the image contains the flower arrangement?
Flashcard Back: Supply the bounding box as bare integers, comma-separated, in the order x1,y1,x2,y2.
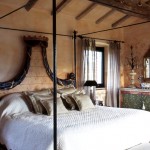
126,46,138,70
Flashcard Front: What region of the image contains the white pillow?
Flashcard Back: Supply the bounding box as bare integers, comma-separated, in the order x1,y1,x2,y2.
0,93,30,118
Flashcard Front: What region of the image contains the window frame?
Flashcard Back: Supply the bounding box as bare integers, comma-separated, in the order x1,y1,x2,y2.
96,47,105,88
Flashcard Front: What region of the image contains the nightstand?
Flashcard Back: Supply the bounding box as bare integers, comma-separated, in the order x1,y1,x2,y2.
119,88,150,111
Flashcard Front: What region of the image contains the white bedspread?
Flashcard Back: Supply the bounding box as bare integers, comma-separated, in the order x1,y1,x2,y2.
1,106,150,150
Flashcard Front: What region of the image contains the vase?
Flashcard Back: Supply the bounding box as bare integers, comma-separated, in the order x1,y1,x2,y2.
129,70,136,88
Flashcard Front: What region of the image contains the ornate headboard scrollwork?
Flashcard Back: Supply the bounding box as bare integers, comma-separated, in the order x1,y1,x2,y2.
24,35,75,86
23,35,48,48
0,41,31,90
0,35,75,90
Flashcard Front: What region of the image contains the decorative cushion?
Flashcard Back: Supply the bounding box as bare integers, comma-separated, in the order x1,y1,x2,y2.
23,89,61,113
24,88,52,96
23,89,51,112
60,89,85,110
61,95,78,110
72,94,95,111
28,95,47,115
22,94,36,112
73,89,86,95
40,98,68,116
34,95,53,101
57,87,76,95
39,100,52,116
27,94,68,115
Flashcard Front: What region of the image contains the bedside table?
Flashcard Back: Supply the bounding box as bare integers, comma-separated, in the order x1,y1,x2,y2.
119,88,150,111
94,100,103,106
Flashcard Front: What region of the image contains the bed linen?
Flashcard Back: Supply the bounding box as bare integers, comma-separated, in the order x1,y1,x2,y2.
1,106,150,150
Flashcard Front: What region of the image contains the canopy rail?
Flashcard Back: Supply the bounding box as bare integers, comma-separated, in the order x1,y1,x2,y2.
0,26,73,37
78,35,124,43
80,20,150,36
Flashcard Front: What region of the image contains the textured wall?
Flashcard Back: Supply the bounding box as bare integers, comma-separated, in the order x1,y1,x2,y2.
0,3,123,97
121,23,150,88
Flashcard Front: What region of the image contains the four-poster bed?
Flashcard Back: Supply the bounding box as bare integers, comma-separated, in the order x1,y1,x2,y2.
1,92,150,150
1,0,150,150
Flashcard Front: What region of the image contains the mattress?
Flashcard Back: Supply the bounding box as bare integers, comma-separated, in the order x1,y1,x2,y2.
0,106,150,150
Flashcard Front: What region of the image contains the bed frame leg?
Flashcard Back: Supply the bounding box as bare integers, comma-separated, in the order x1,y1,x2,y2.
0,144,7,150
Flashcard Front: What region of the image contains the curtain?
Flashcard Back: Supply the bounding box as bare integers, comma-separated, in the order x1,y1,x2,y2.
80,39,97,100
106,41,121,107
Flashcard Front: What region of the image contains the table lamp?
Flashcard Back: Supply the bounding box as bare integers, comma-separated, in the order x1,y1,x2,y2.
84,80,97,101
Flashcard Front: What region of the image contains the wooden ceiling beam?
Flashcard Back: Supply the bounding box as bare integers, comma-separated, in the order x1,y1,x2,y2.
51,0,72,15
112,15,131,27
76,3,97,20
25,0,38,11
95,9,115,24
146,0,150,5
89,0,150,19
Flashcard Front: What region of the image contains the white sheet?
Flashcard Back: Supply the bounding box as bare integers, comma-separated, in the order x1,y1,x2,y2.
1,106,150,150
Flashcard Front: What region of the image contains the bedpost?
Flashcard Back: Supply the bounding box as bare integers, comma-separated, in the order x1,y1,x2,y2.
73,30,77,88
52,0,57,150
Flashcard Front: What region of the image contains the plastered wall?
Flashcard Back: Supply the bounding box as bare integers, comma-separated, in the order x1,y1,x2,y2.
121,23,150,87
0,4,123,97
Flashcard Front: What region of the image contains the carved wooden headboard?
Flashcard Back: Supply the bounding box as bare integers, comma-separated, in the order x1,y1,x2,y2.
0,36,75,96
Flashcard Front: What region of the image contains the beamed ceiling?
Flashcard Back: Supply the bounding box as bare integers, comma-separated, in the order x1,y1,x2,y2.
0,0,150,28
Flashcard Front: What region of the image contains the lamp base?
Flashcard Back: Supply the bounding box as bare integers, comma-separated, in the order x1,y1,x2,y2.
129,70,136,88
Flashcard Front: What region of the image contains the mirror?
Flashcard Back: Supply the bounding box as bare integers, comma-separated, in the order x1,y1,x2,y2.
144,48,150,81
144,57,150,78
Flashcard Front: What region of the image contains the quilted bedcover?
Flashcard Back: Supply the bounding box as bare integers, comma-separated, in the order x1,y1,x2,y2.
0,106,150,150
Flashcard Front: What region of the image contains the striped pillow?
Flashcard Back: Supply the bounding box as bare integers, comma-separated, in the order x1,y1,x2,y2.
40,98,68,116
28,94,68,115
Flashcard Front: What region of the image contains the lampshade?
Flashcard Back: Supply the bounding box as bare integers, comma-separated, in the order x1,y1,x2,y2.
84,80,97,87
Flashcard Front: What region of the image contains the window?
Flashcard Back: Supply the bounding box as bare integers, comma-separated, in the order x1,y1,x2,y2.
84,46,105,88
95,47,104,88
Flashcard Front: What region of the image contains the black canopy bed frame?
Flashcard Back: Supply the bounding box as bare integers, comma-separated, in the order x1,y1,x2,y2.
0,1,150,150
